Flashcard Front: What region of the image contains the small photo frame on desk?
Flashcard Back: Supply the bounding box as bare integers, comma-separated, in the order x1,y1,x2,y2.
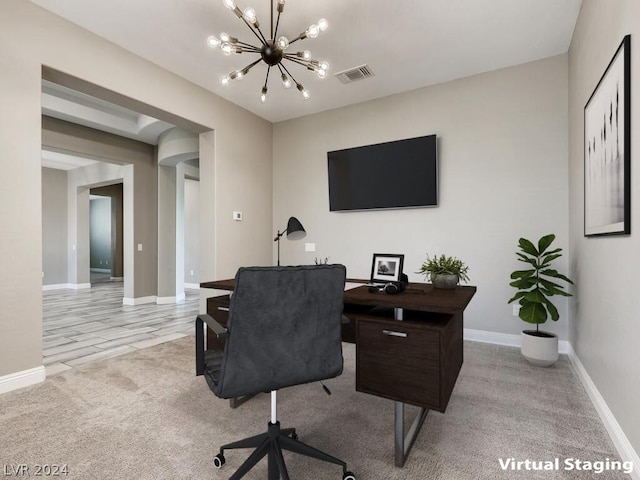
371,253,404,283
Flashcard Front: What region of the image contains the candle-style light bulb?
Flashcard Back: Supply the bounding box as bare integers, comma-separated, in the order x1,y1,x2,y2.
221,43,233,55
297,83,310,100
207,36,221,48
306,24,319,38
277,36,289,50
281,74,292,89
243,7,257,24
297,50,311,60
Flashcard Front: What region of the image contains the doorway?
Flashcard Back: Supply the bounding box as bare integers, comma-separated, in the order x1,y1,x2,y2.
89,183,124,285
89,194,112,283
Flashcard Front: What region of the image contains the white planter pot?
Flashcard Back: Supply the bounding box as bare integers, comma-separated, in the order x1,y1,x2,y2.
521,330,558,367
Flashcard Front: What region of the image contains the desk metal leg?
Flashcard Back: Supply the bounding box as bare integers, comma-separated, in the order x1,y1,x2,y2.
391,305,430,467
229,394,257,409
394,401,429,467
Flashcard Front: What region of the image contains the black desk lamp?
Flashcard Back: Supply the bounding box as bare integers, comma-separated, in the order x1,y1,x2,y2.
274,216,306,266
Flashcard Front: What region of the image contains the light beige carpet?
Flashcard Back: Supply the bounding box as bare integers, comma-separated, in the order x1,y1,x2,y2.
0,338,630,479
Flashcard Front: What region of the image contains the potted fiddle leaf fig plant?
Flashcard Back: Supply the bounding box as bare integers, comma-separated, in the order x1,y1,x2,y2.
418,254,469,289
508,234,573,366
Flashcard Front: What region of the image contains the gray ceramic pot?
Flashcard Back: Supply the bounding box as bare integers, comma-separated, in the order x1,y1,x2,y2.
431,273,459,289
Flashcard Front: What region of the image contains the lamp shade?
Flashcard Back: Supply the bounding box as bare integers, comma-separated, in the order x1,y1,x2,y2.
286,217,306,240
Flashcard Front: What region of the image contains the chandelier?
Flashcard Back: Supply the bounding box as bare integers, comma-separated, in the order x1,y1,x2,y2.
207,0,330,102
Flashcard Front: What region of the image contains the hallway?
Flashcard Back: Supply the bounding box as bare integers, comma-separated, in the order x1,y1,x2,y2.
43,282,199,376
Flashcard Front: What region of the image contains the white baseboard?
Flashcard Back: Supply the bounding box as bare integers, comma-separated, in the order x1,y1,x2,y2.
463,328,571,354
465,328,638,477
566,346,640,479
184,283,200,290
42,283,91,291
43,283,69,291
156,292,186,305
122,296,157,306
0,366,46,394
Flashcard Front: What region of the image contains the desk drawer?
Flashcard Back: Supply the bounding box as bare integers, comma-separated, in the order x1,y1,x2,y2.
206,295,230,350
356,317,441,409
358,320,440,361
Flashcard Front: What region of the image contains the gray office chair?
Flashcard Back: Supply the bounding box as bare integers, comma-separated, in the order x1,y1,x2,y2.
195,265,356,480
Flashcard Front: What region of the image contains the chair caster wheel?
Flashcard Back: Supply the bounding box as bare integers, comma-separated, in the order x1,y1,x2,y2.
343,471,356,480
290,432,298,440
213,453,225,469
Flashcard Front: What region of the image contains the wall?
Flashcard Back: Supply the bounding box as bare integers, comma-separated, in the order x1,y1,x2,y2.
41,167,68,285
568,0,640,457
274,55,570,339
184,178,200,286
157,128,200,300
0,0,272,380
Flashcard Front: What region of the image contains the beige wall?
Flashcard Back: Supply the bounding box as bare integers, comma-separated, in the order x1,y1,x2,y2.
568,0,640,456
0,0,272,378
184,179,200,285
42,167,68,285
274,55,570,339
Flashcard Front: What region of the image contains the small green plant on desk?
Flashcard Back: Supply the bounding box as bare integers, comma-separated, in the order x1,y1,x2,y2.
417,254,469,288
314,257,329,265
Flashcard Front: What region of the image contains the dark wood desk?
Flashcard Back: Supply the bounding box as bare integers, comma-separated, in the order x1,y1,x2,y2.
200,278,476,467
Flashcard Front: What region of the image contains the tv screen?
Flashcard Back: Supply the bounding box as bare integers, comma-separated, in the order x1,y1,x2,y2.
327,135,438,212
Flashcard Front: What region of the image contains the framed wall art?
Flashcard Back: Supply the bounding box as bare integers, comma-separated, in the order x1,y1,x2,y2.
584,34,631,236
370,253,404,283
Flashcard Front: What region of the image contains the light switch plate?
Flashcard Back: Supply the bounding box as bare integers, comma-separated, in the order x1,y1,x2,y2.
233,211,243,221
305,243,316,252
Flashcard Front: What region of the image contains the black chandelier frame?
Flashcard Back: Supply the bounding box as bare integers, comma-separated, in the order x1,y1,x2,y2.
210,0,329,102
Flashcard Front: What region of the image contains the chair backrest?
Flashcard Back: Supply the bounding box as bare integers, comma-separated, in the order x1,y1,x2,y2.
213,264,347,399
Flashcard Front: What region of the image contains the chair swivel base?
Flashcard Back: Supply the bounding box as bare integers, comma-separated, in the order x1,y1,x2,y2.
213,421,355,480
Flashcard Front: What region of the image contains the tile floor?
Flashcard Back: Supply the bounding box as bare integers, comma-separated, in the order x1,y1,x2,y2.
42,280,199,376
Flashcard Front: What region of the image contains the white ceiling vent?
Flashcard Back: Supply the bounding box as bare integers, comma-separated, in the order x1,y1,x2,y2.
334,64,375,84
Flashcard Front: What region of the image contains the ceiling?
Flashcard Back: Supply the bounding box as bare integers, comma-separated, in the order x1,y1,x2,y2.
41,80,176,170
30,0,582,123
42,80,175,145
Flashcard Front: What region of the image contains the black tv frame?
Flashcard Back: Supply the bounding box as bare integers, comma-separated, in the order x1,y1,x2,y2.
327,134,438,212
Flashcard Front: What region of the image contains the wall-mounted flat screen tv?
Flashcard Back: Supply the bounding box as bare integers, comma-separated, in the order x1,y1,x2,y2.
327,134,438,212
